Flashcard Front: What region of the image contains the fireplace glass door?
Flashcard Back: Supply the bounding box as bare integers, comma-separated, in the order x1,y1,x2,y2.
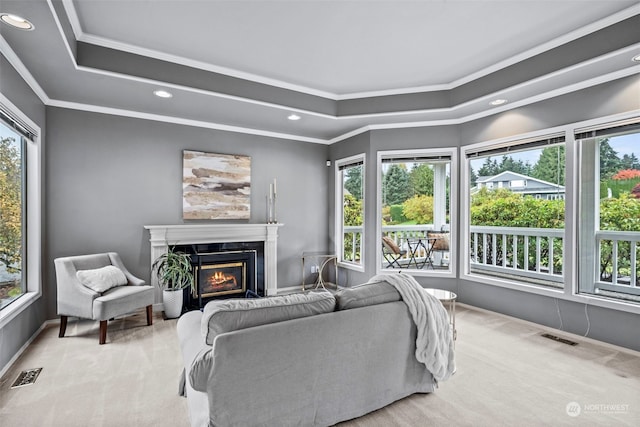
195,261,247,297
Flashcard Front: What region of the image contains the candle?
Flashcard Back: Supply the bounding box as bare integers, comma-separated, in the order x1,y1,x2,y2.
273,178,277,197
269,183,273,200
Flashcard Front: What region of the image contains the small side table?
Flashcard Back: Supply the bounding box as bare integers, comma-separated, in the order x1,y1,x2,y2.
302,252,338,291
423,288,457,341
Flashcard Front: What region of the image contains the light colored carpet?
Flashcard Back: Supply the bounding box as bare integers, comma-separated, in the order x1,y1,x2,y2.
1,304,639,426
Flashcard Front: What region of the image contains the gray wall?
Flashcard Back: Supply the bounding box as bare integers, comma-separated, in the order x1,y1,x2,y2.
45,108,330,317
0,54,47,373
329,75,640,351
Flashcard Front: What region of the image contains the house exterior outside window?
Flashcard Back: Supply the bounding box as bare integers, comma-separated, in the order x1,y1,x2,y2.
464,135,566,289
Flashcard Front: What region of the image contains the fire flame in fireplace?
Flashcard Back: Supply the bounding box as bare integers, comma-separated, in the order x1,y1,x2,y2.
208,271,237,288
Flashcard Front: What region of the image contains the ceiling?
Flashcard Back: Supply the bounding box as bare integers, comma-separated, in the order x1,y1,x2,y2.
1,0,639,143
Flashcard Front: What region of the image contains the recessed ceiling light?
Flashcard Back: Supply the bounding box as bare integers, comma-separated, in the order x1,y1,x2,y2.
153,89,173,99
490,99,508,106
0,13,34,30
633,54,640,63
287,114,301,121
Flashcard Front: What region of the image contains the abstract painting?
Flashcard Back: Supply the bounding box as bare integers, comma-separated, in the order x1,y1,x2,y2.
183,150,251,220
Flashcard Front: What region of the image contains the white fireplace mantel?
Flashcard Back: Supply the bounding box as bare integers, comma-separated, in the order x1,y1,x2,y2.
144,223,282,296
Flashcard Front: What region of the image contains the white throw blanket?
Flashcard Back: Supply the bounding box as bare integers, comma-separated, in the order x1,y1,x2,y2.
367,273,456,382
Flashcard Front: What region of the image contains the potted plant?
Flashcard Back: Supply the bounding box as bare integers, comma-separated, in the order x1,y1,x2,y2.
152,247,194,318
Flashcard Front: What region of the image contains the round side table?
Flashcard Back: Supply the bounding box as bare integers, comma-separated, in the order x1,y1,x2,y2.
423,288,457,341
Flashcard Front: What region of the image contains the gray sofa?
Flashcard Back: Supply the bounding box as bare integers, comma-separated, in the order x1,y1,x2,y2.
177,281,438,427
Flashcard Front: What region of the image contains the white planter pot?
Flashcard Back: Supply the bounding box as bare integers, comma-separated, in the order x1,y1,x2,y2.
162,289,184,319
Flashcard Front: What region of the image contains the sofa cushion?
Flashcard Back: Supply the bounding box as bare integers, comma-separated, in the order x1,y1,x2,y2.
201,291,336,345
76,265,127,293
335,281,401,310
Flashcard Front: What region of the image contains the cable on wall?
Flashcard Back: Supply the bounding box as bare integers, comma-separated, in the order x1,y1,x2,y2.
583,303,591,337
554,298,564,331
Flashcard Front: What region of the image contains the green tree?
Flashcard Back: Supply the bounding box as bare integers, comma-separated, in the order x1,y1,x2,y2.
469,167,478,187
342,193,363,262
532,146,565,185
599,139,622,179
621,153,640,170
402,195,434,224
343,193,362,226
409,163,434,196
382,164,411,206
499,156,532,176
0,136,22,274
476,156,531,178
344,165,363,200
477,157,499,176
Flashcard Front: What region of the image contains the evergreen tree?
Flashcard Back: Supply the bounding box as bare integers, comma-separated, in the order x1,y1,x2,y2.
382,164,411,206
620,153,640,170
409,163,434,196
469,167,478,187
343,165,363,200
599,139,622,179
532,146,565,185
500,156,532,176
477,157,499,176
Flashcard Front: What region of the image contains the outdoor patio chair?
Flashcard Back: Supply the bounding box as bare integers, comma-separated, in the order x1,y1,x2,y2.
382,235,407,268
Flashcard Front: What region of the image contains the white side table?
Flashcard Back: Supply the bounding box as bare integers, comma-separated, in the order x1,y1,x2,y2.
423,288,457,341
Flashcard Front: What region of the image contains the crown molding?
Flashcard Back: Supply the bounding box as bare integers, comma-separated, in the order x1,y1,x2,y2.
61,1,640,101
46,99,331,144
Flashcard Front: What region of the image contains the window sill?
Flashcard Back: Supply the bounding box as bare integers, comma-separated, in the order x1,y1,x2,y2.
337,261,365,273
0,291,41,329
379,267,456,278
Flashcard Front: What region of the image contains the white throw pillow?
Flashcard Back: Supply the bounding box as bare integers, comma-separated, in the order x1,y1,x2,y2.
76,265,127,293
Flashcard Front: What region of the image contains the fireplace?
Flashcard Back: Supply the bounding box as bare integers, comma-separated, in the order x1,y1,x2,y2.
197,262,246,297
191,249,258,303
145,224,282,310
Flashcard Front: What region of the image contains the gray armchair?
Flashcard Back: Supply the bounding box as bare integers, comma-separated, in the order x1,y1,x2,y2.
54,252,154,344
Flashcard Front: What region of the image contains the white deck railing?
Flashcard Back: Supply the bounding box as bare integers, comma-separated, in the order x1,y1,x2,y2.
347,224,639,293
596,230,640,295
469,226,564,285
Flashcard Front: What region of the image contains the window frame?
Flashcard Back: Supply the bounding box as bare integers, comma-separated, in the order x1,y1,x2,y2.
0,93,42,328
335,153,366,272
376,147,458,278
576,118,640,301
461,113,640,315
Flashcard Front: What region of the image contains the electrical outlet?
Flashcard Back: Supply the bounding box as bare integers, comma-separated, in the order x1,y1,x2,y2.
311,265,319,273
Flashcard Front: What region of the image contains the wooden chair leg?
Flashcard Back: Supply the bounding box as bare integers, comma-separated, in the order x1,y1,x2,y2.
146,305,153,326
99,320,107,345
59,316,68,338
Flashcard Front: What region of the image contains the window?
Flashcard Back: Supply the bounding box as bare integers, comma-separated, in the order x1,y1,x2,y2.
0,121,25,309
378,148,456,276
577,120,640,302
0,96,41,323
335,154,365,270
465,135,566,288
